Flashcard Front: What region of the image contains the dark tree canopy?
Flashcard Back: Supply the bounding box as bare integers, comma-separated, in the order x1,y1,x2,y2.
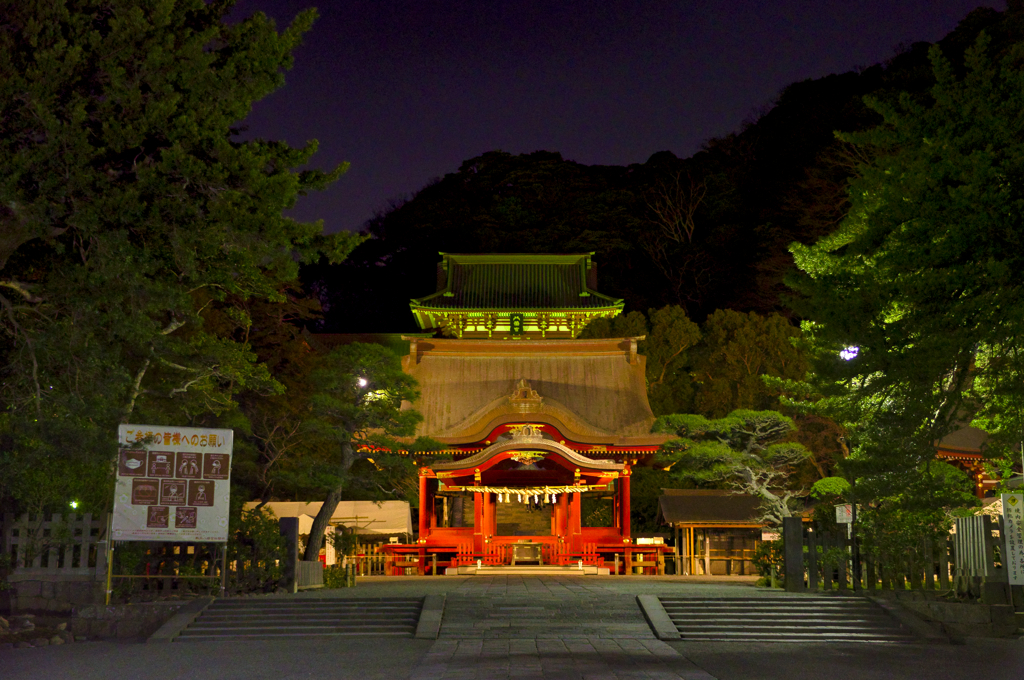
0,1,359,515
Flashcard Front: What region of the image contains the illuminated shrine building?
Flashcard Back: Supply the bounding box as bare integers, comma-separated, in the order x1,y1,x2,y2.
409,253,623,339
394,253,673,571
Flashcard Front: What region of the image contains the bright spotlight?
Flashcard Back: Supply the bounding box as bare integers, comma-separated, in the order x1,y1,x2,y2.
839,346,859,361
357,377,368,387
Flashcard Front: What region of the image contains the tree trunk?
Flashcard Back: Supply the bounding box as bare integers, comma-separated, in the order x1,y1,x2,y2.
302,442,355,561
303,485,342,562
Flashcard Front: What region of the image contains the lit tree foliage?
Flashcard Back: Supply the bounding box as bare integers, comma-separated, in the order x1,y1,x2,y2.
654,410,810,525
787,34,1024,507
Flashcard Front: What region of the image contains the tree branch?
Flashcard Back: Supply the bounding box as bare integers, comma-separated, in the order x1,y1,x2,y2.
0,292,42,417
123,357,151,420
0,280,42,303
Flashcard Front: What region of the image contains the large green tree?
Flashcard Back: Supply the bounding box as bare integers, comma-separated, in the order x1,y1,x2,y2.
788,33,1024,504
0,1,360,514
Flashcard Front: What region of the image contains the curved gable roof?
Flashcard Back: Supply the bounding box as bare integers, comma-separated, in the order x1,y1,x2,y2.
432,428,623,472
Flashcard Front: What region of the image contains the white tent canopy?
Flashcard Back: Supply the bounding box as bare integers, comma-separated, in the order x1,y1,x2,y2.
244,500,412,537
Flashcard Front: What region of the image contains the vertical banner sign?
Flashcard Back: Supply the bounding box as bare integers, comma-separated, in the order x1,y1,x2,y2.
112,424,234,542
1002,493,1024,586
509,313,524,336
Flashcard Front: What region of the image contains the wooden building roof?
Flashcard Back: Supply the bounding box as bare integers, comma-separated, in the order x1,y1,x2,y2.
401,336,670,443
658,490,765,526
413,253,621,310
409,253,623,339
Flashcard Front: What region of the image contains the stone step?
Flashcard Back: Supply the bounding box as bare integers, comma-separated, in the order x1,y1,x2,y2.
658,596,913,643
190,615,419,627
663,606,901,618
668,616,893,625
672,623,915,634
201,604,421,614
174,596,423,641
659,602,876,606
180,623,416,634
448,564,608,576
669,632,916,642
208,598,422,607
177,630,415,640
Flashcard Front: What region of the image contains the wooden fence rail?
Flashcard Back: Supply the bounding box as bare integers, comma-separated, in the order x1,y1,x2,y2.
783,516,1012,595
1,512,108,576
802,525,955,593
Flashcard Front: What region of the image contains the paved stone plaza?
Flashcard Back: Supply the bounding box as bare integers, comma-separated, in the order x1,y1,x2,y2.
2,576,1023,679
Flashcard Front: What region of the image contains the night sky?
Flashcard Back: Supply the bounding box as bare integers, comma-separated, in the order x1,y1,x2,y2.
232,1,1004,234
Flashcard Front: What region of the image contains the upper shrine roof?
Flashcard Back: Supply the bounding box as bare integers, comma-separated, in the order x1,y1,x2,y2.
413,253,621,310
409,253,623,339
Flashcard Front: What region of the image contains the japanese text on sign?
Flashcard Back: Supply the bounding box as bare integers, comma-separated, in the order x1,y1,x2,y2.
1002,493,1024,586
112,424,233,543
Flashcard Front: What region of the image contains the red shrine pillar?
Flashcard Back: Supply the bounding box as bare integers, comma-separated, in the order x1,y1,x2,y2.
418,471,429,539
568,492,583,553
620,466,632,574
473,491,484,553
620,466,631,542
612,489,620,529
555,493,569,561
418,470,429,573
480,492,497,560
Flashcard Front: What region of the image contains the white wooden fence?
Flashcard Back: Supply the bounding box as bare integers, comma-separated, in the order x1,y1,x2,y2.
1,512,108,576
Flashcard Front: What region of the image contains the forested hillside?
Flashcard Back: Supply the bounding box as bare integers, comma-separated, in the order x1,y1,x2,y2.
305,5,1018,331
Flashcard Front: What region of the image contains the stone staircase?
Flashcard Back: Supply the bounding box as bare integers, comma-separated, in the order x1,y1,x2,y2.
659,596,918,643
174,597,423,641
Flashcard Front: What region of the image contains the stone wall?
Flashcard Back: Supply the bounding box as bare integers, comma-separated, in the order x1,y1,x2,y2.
893,597,1020,638
71,601,189,639
6,574,104,615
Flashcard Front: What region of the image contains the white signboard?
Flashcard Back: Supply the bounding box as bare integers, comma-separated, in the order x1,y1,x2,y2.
1001,493,1024,586
112,424,233,542
835,504,853,524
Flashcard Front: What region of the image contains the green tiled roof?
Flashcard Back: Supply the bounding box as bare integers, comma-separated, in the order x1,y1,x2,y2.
411,253,622,310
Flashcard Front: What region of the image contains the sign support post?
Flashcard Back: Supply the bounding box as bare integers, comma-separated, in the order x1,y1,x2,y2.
221,544,228,597
105,513,114,606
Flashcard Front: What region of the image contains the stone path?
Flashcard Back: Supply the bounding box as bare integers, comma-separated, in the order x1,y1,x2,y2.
416,576,718,678
411,638,717,680
441,577,653,639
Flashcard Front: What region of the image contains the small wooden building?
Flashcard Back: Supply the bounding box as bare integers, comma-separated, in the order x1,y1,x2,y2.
934,426,996,498
658,489,766,576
